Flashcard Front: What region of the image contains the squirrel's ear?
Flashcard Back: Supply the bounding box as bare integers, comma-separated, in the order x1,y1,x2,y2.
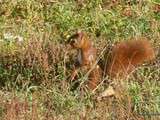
77,31,84,40
77,30,82,34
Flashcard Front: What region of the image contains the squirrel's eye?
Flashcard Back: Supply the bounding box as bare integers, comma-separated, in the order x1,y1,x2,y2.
70,39,76,46
71,40,75,44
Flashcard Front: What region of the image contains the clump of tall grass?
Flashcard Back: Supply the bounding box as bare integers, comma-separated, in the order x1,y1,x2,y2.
0,0,160,119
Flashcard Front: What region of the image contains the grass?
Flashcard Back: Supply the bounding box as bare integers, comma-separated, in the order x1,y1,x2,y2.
0,0,160,119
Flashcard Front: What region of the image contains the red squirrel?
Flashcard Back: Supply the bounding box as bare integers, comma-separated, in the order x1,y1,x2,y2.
68,32,156,90
67,31,102,90
106,37,156,78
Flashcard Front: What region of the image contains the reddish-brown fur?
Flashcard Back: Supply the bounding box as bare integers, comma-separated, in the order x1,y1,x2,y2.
68,32,156,90
88,65,102,90
68,31,102,90
106,37,156,78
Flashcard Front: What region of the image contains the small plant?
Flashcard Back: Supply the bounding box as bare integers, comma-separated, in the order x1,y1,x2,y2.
0,0,159,119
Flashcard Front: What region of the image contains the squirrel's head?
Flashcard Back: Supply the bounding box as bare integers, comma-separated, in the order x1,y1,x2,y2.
67,31,88,49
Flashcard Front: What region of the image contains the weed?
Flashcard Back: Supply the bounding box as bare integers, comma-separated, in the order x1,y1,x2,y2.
0,0,159,119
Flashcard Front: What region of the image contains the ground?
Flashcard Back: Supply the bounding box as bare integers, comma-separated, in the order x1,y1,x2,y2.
0,0,160,120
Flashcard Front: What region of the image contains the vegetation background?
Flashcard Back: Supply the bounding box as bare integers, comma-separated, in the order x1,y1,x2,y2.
0,0,160,119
